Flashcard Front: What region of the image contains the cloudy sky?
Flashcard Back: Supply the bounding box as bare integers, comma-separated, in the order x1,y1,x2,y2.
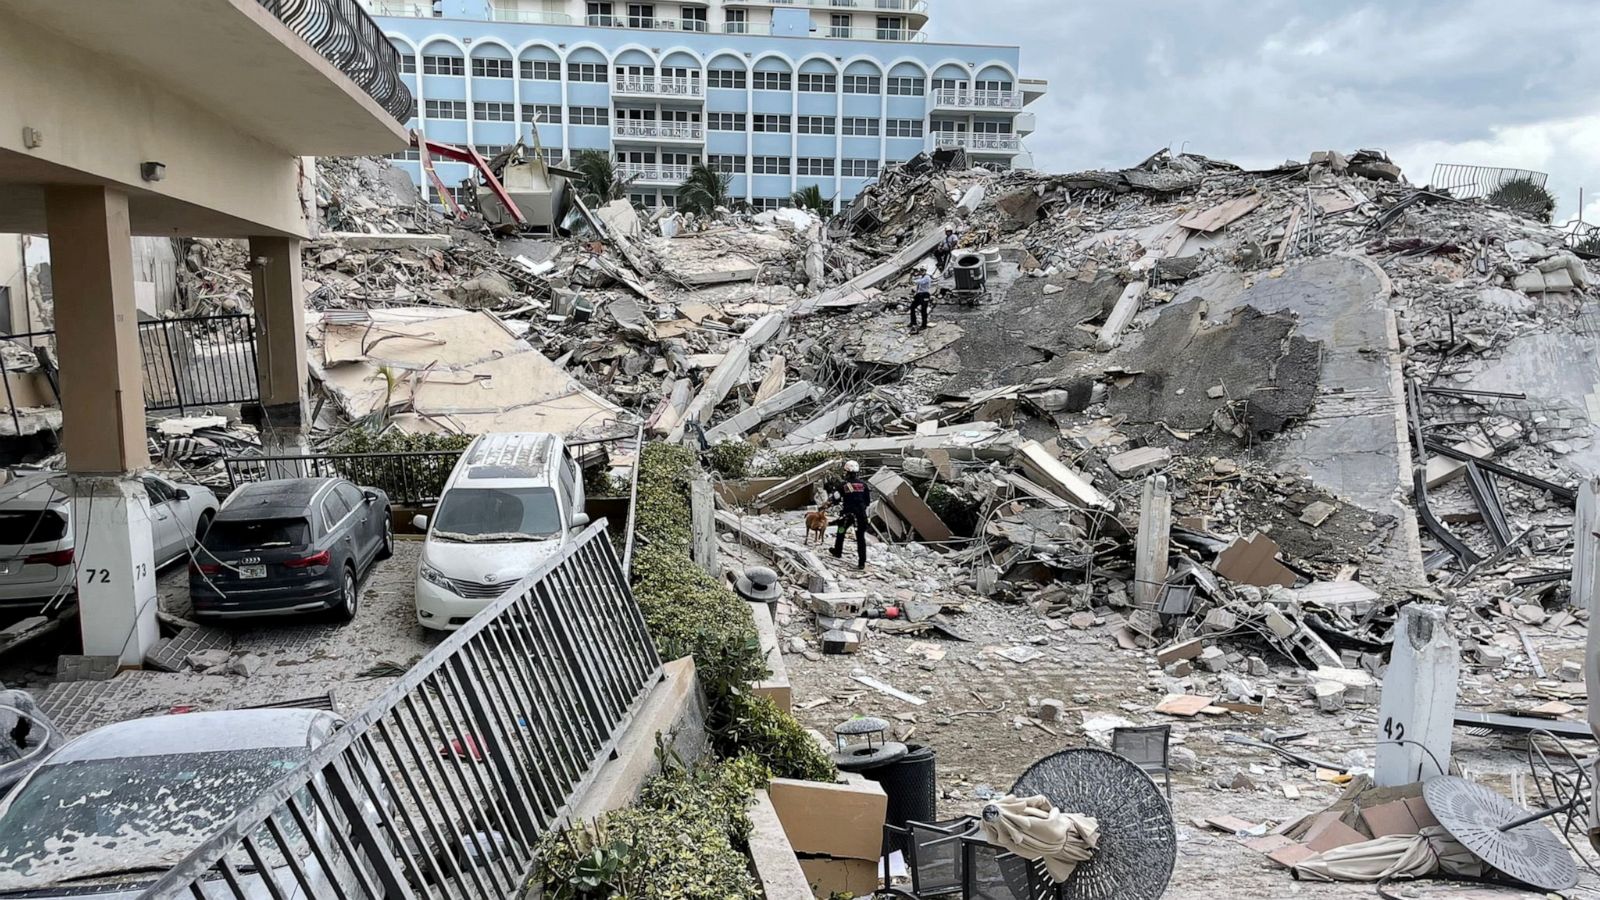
926,0,1600,221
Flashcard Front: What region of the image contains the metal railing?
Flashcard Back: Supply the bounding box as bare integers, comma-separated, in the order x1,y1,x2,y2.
488,7,574,24
257,0,414,122
138,313,262,414
224,449,463,505
611,75,705,98
616,163,693,184
614,121,705,141
1430,163,1550,200
932,87,1024,110
4,312,261,417
933,132,1021,152
365,0,429,15
140,524,663,899
776,23,927,40
763,0,929,10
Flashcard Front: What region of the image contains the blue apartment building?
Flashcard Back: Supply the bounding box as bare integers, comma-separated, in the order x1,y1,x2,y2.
367,0,1044,211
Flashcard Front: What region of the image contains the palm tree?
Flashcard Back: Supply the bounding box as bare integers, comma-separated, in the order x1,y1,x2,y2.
571,149,627,206
790,184,831,216
677,164,732,217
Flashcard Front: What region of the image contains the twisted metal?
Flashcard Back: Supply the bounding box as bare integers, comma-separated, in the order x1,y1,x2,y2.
257,0,414,122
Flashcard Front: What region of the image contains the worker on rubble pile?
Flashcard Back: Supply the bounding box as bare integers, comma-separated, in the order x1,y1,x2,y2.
910,267,934,333
934,226,959,273
829,459,872,569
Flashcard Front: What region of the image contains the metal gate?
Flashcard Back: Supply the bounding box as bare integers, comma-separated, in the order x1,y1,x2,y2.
0,313,260,417
137,313,260,414
138,524,662,899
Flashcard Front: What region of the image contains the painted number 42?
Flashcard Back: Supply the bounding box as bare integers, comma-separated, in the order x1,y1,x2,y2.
1382,717,1406,742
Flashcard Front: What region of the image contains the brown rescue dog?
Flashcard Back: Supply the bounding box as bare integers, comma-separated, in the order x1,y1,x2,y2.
804,507,831,546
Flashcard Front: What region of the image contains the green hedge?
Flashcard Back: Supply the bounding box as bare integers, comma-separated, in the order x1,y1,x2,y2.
634,443,834,782
537,754,768,899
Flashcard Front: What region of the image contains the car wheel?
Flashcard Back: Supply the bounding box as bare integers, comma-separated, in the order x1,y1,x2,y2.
195,511,213,543
376,509,394,561
333,564,359,623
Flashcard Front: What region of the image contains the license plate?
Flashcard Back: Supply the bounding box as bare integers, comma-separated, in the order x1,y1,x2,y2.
239,565,267,580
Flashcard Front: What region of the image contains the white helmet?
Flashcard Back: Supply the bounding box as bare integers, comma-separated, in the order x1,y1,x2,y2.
843,459,860,473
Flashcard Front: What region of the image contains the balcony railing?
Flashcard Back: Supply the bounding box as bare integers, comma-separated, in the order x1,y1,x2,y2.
614,121,706,142
618,163,693,184
934,132,1021,152
489,7,575,24
756,0,929,11
772,23,927,41
259,0,413,121
612,75,705,98
364,0,428,15
724,21,751,32
933,88,1024,110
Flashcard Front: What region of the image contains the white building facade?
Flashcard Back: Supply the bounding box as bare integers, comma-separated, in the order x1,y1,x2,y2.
369,0,1045,210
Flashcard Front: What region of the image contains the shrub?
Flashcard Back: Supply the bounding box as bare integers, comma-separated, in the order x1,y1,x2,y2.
706,440,757,480
319,429,475,501
1486,177,1557,223
634,443,834,780
536,753,769,900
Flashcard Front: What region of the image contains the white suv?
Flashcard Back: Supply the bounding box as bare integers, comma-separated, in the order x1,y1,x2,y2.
412,433,588,630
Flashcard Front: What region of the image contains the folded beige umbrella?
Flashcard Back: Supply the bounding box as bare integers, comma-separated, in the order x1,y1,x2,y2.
978,794,1100,883
1292,825,1485,883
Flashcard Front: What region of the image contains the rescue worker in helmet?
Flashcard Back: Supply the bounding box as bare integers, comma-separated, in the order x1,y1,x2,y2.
828,459,872,569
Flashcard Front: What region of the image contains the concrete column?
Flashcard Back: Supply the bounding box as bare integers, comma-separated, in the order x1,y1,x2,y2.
44,186,147,474
1134,475,1171,610
1374,603,1458,786
55,475,160,667
247,236,307,425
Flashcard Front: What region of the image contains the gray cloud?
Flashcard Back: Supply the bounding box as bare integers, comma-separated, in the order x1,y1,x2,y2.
926,1,1600,218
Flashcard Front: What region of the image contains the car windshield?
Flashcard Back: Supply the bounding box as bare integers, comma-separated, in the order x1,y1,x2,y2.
204,519,309,552
0,510,66,546
0,747,308,888
432,487,562,542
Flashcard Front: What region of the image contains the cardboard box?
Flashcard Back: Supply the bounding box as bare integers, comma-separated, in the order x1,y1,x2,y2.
768,775,887,862
799,857,880,899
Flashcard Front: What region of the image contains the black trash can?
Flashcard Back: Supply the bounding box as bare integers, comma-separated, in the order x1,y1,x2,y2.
861,742,938,854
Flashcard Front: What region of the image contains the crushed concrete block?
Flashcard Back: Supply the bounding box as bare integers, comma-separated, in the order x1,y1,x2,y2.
1512,604,1547,626
1298,500,1338,527
188,649,231,670
1156,638,1205,664
1107,446,1172,478
1165,660,1193,677
1201,608,1237,634
55,655,119,683
1170,746,1200,772
1313,681,1346,712
1199,646,1229,673
1474,644,1509,668
227,653,262,677
1263,609,1297,640
1067,611,1096,630
821,630,862,655
809,592,867,618
1247,656,1269,677
1036,699,1065,723
1557,659,1584,682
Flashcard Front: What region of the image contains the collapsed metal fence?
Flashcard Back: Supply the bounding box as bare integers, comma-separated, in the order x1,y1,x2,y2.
1429,163,1550,200
223,450,462,507
139,523,662,899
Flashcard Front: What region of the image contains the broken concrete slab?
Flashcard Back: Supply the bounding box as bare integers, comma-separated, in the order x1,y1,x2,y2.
1108,446,1173,478
869,469,954,543
1096,280,1147,351
705,381,816,443
1015,440,1111,510
1215,533,1296,588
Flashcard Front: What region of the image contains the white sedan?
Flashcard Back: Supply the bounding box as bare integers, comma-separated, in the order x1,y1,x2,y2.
0,473,217,609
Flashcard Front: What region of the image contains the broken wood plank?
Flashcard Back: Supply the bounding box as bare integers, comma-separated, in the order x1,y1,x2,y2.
690,476,719,577
852,674,927,706
1134,475,1172,611
1176,192,1264,233
1096,280,1147,351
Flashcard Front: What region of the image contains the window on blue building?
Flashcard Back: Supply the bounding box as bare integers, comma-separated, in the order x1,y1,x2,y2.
753,114,791,133
842,117,879,136
523,104,562,124
422,55,464,77
886,118,924,138
568,62,606,82
424,100,466,119
797,158,834,177
521,60,560,80
472,58,512,79
797,116,835,135
473,101,515,122
753,71,791,92
799,73,837,93
842,159,880,178
843,75,880,94
708,113,747,131
708,69,747,90
887,76,925,97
